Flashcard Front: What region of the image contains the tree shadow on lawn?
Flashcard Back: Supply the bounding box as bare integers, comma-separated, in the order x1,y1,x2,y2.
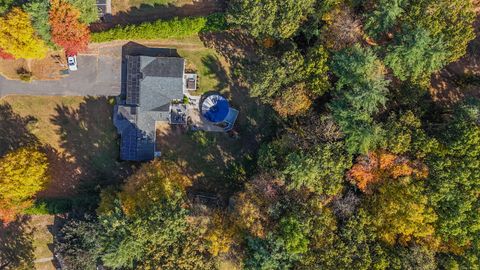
156,124,248,201
0,103,38,157
44,96,130,202
201,54,229,92
0,215,35,270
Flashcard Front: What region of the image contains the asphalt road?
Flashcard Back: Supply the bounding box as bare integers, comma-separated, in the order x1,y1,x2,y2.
0,53,121,97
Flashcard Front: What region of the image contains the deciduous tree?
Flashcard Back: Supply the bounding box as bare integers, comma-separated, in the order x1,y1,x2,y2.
0,147,49,221
0,7,48,59
426,100,480,250
49,0,90,55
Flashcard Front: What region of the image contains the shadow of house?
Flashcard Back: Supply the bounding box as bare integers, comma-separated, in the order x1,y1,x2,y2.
90,0,225,32
0,216,35,270
0,103,38,157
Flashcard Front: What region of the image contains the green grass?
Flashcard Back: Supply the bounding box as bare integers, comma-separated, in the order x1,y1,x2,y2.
178,48,228,94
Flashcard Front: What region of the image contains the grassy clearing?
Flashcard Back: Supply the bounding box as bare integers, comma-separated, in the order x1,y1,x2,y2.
1,96,83,151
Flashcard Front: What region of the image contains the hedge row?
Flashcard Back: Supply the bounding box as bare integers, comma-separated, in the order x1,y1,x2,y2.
91,13,227,42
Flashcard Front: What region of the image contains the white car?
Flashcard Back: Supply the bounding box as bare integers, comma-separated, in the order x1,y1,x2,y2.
67,55,78,71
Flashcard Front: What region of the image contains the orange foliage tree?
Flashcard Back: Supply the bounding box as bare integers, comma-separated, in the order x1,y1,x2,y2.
0,48,14,59
348,151,427,193
49,0,90,55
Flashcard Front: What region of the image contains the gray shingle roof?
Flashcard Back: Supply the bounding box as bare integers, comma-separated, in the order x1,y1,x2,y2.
114,55,185,161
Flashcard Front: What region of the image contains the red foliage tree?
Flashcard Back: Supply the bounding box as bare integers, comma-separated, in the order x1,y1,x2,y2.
0,48,15,60
49,0,90,55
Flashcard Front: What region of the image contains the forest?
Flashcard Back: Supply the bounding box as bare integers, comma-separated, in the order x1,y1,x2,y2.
1,0,479,269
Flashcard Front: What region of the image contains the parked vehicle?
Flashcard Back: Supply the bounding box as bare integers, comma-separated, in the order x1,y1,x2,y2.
67,55,78,71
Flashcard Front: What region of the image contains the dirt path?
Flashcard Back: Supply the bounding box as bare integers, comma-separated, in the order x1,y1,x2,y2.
91,0,225,32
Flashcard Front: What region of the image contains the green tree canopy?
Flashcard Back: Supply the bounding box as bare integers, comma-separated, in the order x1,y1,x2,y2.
282,142,351,196
67,0,98,24
23,0,53,46
329,44,390,154
426,100,480,249
385,27,449,84
227,0,316,39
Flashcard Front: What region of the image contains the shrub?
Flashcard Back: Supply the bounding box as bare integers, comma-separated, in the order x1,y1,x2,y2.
91,13,227,42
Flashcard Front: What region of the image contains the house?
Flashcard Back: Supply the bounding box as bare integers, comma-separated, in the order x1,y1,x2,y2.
113,53,239,161
113,55,186,161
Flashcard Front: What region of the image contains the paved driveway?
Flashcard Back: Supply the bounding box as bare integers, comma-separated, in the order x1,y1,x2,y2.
0,51,121,97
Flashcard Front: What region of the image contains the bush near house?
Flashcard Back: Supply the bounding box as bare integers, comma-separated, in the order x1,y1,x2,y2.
91,13,227,42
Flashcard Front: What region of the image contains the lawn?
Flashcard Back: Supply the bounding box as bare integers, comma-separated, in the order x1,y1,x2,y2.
1,95,121,199
178,47,228,94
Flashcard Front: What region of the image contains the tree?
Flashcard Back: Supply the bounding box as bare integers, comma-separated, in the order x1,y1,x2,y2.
364,0,407,39
55,217,102,270
282,142,351,196
231,174,285,238
382,111,438,158
348,151,428,194
0,7,48,59
227,0,316,39
426,100,480,250
304,44,331,96
314,209,389,270
23,0,53,46
0,0,14,14
0,147,49,222
385,27,450,83
49,0,90,55
329,44,390,154
0,48,14,59
321,5,362,51
66,0,98,24
95,161,211,269
245,49,306,101
406,0,475,63
365,177,437,245
273,83,312,117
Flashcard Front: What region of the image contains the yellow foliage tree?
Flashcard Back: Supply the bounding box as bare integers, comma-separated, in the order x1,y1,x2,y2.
0,7,48,59
273,83,313,117
116,160,191,215
0,147,49,221
205,212,237,256
366,177,437,246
